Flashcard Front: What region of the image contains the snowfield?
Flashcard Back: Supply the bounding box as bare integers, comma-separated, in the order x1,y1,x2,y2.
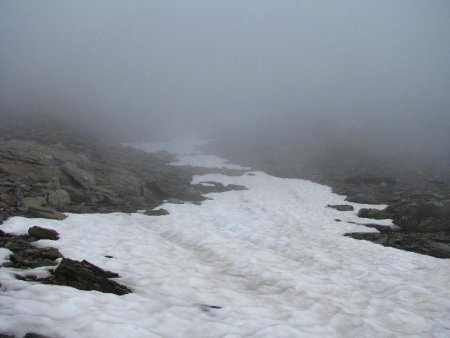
1,137,449,337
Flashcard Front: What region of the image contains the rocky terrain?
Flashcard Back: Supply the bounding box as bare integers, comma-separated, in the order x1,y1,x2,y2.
0,117,218,225
0,117,249,309
209,135,450,258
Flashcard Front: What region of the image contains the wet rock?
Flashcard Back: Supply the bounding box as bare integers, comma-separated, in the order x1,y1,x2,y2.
358,208,392,220
48,258,131,295
144,208,169,216
27,207,66,220
28,226,59,240
327,204,354,211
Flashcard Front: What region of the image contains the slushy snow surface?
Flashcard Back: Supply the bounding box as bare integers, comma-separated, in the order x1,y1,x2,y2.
1,137,449,337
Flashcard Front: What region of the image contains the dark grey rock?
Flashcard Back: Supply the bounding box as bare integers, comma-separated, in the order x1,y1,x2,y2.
358,208,392,220
327,204,354,211
48,258,131,295
23,333,52,338
28,226,59,240
345,231,450,258
1,231,62,269
144,208,169,216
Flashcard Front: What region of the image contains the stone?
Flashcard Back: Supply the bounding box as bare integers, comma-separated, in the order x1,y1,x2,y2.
144,208,169,216
2,233,63,268
194,181,246,194
27,207,67,220
47,189,71,208
49,258,131,295
358,208,392,220
62,162,95,189
28,226,59,240
327,204,354,211
392,202,449,232
20,196,47,210
24,333,52,338
345,231,450,258
63,186,89,203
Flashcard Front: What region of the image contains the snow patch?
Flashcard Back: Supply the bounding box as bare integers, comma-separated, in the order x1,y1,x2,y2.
1,136,449,337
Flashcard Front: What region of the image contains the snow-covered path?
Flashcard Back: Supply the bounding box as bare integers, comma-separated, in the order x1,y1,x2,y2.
1,137,449,337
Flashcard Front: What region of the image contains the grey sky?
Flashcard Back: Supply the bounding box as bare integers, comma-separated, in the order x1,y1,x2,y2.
1,0,449,144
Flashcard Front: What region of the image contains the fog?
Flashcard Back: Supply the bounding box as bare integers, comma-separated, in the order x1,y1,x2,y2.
1,1,449,168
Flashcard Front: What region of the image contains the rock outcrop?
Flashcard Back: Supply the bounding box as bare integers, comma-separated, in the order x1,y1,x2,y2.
0,135,209,220
48,258,131,295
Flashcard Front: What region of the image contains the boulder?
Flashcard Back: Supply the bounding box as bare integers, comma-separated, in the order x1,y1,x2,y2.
64,186,89,203
358,208,392,220
20,196,46,210
327,204,354,211
144,208,169,216
27,207,67,220
47,189,71,208
28,226,59,240
63,162,95,189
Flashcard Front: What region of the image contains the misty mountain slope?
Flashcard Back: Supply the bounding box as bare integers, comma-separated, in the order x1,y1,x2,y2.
0,137,449,338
